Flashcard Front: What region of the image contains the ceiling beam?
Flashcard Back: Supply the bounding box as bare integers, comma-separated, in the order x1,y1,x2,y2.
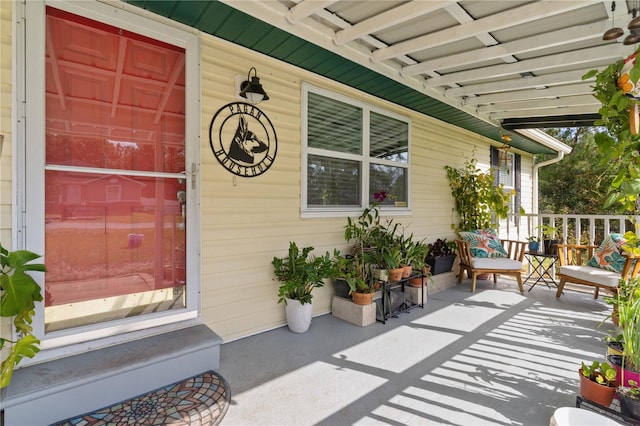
490,104,599,120
464,82,595,105
286,0,339,23
503,114,601,128
370,1,594,62
477,95,598,113
402,21,610,77
429,44,630,87
445,69,593,97
334,0,453,45
443,3,516,64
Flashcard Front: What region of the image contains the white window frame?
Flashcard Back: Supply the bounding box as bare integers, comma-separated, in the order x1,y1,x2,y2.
301,83,411,218
16,0,201,362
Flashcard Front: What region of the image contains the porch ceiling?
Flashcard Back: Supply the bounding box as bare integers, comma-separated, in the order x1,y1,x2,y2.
123,1,637,155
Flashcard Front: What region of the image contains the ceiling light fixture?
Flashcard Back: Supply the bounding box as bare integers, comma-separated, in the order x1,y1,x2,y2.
238,67,270,104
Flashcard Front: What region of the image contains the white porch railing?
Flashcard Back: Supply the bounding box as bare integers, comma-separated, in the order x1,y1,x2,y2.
500,214,640,245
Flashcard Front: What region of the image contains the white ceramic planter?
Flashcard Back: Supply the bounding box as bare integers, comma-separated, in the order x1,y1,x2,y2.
285,298,313,333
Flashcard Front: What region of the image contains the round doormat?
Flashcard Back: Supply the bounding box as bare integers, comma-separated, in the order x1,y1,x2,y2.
52,370,231,426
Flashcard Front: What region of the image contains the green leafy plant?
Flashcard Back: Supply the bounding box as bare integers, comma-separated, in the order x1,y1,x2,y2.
527,236,540,243
537,224,559,240
272,242,332,305
621,230,640,255
0,243,45,388
329,249,376,295
381,244,403,270
445,150,513,232
580,360,617,387
411,240,430,271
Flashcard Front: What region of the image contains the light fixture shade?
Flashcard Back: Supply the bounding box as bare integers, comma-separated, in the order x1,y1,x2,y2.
603,26,624,40
239,67,269,104
624,31,640,45
630,16,640,30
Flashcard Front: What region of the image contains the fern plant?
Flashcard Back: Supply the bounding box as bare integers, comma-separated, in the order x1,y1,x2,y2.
0,243,45,388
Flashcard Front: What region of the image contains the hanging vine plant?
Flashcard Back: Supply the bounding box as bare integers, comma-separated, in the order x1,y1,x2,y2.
583,48,640,215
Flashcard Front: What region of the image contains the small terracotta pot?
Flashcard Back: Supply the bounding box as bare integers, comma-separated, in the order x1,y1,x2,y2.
401,265,412,278
388,268,404,282
409,276,425,287
579,369,617,407
351,292,374,305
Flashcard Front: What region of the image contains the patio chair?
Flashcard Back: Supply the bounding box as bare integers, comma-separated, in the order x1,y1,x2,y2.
555,243,640,299
456,239,527,293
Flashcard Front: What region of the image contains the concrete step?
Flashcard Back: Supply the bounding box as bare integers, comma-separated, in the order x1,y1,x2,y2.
1,324,222,425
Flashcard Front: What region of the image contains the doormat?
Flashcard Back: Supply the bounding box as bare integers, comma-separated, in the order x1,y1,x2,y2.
52,370,230,426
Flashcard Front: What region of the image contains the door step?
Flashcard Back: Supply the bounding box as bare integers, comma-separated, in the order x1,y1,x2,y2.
1,324,222,425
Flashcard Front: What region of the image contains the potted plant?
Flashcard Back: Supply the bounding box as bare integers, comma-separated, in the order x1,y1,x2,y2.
344,252,377,305
410,240,431,287
399,233,417,278
381,243,404,282
538,224,560,255
329,249,353,299
426,238,457,275
0,243,46,388
272,241,332,333
618,379,640,420
527,236,540,252
608,277,640,386
579,360,618,407
444,149,513,233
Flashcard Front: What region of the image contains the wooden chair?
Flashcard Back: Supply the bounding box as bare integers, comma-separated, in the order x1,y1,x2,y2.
555,244,640,299
456,239,528,293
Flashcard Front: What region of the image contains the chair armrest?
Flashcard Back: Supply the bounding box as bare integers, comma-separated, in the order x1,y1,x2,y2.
621,253,640,280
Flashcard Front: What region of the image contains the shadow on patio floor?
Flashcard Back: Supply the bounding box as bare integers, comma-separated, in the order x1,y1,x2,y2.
217,279,613,425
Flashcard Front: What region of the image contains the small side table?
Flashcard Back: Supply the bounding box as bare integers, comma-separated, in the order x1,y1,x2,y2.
524,251,559,292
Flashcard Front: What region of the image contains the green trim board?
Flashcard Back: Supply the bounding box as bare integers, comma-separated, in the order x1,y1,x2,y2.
125,0,557,155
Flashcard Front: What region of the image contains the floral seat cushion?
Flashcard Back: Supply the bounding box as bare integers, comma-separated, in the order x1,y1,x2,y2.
459,229,508,258
587,233,627,273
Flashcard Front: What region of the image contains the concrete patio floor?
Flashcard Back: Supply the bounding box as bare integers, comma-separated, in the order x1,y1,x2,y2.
217,278,615,425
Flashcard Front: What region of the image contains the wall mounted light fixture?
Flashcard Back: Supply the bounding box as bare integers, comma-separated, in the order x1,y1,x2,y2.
238,67,269,104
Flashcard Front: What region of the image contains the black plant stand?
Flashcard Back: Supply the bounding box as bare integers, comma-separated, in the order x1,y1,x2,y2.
376,272,425,324
576,396,640,425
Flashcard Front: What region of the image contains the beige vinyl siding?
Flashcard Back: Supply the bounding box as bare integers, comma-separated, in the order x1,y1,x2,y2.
0,0,12,362
1,0,12,246
198,34,535,341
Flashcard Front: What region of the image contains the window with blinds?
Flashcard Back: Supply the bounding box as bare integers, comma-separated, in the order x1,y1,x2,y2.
303,86,410,211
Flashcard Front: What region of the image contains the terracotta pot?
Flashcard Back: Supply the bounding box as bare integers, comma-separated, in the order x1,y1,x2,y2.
401,265,412,278
409,276,426,287
409,266,431,287
352,292,374,305
579,369,617,407
388,268,404,282
612,303,620,326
